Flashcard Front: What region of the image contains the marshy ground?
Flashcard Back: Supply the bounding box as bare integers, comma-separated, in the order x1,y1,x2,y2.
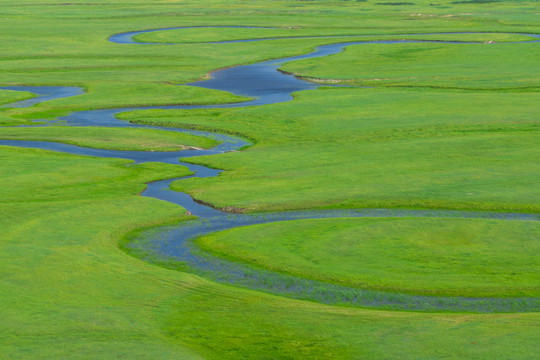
0,0,539,359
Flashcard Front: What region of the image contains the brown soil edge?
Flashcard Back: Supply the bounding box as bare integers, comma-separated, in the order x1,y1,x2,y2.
277,69,349,84
192,196,540,216
277,69,540,92
193,197,247,214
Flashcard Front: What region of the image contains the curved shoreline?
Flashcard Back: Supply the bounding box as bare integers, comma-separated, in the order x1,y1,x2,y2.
1,29,539,312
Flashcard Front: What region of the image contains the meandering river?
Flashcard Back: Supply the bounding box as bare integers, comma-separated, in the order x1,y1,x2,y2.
1,28,539,312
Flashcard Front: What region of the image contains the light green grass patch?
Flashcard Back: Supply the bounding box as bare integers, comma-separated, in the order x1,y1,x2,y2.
0,126,218,151
196,217,540,297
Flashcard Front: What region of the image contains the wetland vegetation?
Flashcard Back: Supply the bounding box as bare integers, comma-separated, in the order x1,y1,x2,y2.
1,0,538,359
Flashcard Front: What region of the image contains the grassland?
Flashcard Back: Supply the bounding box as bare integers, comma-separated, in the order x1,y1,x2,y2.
196,217,540,297
0,146,194,202
1,0,539,358
2,147,540,359
280,42,540,89
0,90,35,123
121,88,540,213
0,126,217,151
1,84,247,126
0,89,35,105
134,27,534,44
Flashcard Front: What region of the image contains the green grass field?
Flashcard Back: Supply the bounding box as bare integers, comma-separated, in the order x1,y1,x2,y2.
3,146,539,359
120,88,540,213
280,42,540,89
1,0,539,358
134,27,534,44
0,89,35,105
0,126,218,151
196,217,540,297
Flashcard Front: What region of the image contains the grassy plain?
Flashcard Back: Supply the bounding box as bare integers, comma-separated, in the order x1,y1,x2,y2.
196,217,540,297
0,0,538,125
2,147,540,359
121,88,540,213
134,27,533,44
280,42,540,89
0,146,193,202
1,0,539,358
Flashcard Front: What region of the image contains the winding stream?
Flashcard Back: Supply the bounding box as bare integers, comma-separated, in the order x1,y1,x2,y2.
1,28,539,312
